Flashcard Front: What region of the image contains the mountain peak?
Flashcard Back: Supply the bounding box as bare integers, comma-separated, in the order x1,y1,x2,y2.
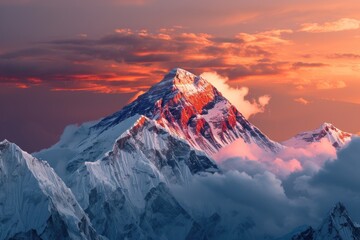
316,202,360,240
0,139,11,146
0,139,19,153
0,139,100,239
283,202,360,240
170,67,193,75
318,122,344,133
158,68,207,96
160,68,197,83
72,68,279,163
331,202,347,217
283,122,352,149
320,122,334,129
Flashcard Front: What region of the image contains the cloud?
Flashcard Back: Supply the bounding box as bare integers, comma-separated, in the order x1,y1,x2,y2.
127,90,145,103
213,137,337,178
328,53,360,59
285,137,360,219
171,136,360,238
294,97,310,105
311,139,360,192
0,28,294,92
200,71,271,119
1,26,351,96
316,79,346,90
300,18,360,33
171,171,299,239
292,62,328,69
236,29,293,47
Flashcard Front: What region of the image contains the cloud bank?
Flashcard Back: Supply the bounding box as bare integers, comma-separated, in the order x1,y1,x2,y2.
172,136,360,239
0,27,326,93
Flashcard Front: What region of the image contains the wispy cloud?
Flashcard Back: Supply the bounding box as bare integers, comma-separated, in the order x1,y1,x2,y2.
294,97,311,105
200,71,271,119
292,62,328,69
328,53,360,59
316,80,346,90
300,18,360,33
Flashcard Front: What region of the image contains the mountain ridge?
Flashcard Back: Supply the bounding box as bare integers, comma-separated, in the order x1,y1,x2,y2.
0,140,102,240
280,202,360,240
283,122,352,149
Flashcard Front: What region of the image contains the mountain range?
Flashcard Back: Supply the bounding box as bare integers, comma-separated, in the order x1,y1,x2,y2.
278,203,360,240
0,68,356,239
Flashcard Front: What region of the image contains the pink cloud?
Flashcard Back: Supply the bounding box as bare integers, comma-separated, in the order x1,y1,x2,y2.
273,158,302,174
213,137,337,178
300,18,360,33
294,97,310,105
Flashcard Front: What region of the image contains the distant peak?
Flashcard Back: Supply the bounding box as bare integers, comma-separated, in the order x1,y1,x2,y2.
320,122,334,128
283,122,352,149
331,202,347,215
318,122,352,137
0,139,13,151
0,139,10,145
319,122,339,131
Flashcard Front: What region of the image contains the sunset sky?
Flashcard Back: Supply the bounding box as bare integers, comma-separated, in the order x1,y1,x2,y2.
1,0,360,152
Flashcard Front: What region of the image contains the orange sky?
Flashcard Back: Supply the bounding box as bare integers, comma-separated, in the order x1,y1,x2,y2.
0,0,360,151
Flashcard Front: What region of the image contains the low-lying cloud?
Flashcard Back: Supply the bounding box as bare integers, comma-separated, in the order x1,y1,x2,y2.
171,137,360,238
213,137,337,178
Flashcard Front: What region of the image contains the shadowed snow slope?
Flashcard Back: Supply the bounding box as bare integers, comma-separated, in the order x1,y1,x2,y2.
280,203,360,240
67,116,217,239
0,140,101,240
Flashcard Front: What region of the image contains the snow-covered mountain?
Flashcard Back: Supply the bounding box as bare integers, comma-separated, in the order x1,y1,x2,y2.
0,140,101,240
280,203,360,240
31,68,280,239
283,122,352,149
2,68,357,240
36,68,279,179
67,115,217,238
94,68,280,155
